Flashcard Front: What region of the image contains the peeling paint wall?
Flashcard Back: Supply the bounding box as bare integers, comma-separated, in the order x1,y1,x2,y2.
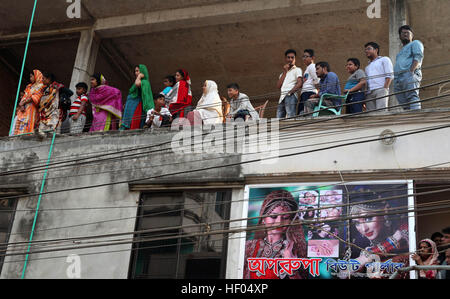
0,128,241,278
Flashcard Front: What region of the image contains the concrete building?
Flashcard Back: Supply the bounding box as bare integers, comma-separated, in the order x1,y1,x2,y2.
0,0,449,279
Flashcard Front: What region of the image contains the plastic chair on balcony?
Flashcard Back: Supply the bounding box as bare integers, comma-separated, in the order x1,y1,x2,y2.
438,83,450,96
312,92,350,117
254,100,269,118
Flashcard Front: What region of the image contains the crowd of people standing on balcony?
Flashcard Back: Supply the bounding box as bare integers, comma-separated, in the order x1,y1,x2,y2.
10,25,424,137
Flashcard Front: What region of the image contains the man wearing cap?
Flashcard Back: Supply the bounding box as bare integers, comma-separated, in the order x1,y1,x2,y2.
393,25,425,110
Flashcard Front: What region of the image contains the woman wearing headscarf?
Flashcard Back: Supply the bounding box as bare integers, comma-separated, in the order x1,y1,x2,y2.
188,80,223,125
37,72,61,135
120,65,154,130
14,70,46,135
167,69,192,119
243,190,308,279
89,73,123,132
341,187,410,278
411,239,440,279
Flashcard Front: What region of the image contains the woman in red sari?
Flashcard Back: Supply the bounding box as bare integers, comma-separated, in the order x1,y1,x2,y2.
167,69,192,119
244,190,307,279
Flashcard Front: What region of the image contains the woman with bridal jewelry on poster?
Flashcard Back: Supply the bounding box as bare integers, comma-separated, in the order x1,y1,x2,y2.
243,190,308,279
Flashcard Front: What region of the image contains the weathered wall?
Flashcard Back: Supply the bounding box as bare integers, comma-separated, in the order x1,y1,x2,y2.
0,128,241,278
415,184,450,242
242,112,450,175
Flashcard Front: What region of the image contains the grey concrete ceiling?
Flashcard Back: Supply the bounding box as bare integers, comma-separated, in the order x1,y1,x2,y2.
108,7,390,108
0,0,240,34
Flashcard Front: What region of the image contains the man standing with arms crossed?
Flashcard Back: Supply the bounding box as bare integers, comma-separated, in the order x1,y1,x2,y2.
277,49,303,119
364,42,394,112
394,25,424,110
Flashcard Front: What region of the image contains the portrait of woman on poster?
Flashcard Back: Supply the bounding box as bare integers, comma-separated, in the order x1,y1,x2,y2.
244,190,308,279
344,187,410,278
320,190,342,205
320,207,342,220
299,191,318,205
311,223,339,240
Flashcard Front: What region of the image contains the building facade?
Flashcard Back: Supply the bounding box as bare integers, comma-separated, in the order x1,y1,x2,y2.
0,111,450,278
0,0,449,279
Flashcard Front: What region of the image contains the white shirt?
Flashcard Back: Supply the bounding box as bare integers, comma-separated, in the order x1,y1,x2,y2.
365,56,394,91
279,65,302,103
146,107,172,128
301,63,319,94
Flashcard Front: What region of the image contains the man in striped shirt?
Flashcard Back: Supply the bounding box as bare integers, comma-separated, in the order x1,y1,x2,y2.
69,82,89,134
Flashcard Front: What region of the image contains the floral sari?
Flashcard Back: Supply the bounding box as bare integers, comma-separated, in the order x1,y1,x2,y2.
38,84,60,133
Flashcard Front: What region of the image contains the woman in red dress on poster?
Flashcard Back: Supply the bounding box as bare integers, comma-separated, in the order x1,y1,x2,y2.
244,190,308,279
168,69,193,119
343,187,410,279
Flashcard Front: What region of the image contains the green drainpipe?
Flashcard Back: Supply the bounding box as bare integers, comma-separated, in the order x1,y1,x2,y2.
9,0,38,137
21,130,56,279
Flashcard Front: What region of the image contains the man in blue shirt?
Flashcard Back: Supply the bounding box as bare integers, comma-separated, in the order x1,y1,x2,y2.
394,25,424,110
304,62,341,114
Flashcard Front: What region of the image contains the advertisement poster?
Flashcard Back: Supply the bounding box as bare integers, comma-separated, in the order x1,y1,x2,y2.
242,181,414,279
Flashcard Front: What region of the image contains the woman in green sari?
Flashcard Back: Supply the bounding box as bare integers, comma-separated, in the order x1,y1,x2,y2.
120,65,154,130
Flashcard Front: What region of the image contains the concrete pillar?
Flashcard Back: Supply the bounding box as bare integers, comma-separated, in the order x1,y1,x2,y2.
225,188,246,279
389,0,408,62
69,28,100,92
388,0,408,110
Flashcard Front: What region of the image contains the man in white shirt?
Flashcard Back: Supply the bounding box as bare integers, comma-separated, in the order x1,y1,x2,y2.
277,49,303,119
364,42,394,112
298,49,319,115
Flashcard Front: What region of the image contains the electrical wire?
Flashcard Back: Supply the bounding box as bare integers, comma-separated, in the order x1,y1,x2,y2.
1,115,450,204
1,184,449,252
3,175,447,215
3,88,450,186
6,120,450,188
0,201,448,259
4,70,450,171
3,81,450,255
0,206,446,272
5,108,440,170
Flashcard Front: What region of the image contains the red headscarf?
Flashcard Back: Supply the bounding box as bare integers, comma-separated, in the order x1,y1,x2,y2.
169,69,192,117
